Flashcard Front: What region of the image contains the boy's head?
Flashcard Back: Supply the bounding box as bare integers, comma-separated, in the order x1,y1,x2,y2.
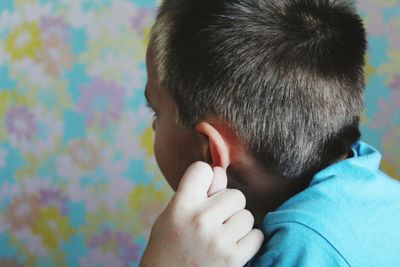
146,0,367,188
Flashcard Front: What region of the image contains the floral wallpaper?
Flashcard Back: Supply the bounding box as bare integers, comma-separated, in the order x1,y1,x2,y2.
0,1,398,266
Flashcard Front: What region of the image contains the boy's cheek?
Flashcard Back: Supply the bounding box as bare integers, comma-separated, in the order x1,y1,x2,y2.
154,137,204,191
152,116,206,191
153,135,185,190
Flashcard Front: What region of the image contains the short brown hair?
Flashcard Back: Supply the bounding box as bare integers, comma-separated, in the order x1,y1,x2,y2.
150,0,367,180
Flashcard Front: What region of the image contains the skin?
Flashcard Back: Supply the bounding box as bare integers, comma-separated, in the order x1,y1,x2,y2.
144,50,207,190
140,162,264,267
144,43,310,226
140,41,314,266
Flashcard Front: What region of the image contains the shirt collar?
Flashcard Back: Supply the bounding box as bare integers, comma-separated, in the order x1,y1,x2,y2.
312,141,382,184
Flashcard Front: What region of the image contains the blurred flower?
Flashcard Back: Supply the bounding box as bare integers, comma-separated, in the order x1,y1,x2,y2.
67,178,134,213
0,182,22,207
100,177,134,212
11,58,50,88
5,106,37,146
36,16,73,77
85,0,137,39
4,194,40,231
140,127,155,157
39,188,69,216
114,111,147,160
130,8,156,35
0,91,26,119
80,248,124,267
0,146,8,168
14,227,48,257
0,43,10,65
36,35,74,77
370,91,400,129
20,176,52,195
5,22,43,60
68,138,101,172
0,259,24,267
57,137,101,180
31,207,73,249
389,74,400,90
5,105,62,154
129,185,169,211
85,54,146,96
87,227,140,266
40,16,69,41
77,78,125,128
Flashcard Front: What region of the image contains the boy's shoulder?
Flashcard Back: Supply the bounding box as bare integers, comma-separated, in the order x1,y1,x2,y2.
249,142,400,267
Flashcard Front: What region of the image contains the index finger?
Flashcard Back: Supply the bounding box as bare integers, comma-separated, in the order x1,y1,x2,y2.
175,161,214,201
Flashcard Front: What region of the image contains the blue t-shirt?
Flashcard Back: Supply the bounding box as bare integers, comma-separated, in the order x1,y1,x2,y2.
247,142,400,266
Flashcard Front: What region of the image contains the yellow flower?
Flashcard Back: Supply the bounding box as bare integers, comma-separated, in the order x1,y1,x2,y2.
364,57,376,82
129,185,168,211
32,207,73,249
0,91,28,140
142,25,153,47
13,0,36,7
140,127,155,157
5,22,43,60
0,91,27,116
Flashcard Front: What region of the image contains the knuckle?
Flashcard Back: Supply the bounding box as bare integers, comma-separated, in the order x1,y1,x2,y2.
192,212,210,233
168,199,184,218
210,237,226,253
169,195,193,216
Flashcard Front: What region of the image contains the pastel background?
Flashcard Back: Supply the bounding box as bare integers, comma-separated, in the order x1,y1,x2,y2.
0,0,398,266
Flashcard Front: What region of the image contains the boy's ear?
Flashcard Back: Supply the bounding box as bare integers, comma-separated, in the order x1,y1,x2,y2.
195,122,230,170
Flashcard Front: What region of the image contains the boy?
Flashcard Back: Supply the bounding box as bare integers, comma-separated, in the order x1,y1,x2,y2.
140,0,400,266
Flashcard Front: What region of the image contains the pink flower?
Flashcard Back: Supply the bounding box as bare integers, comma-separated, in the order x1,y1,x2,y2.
389,74,400,90
370,91,400,129
6,105,62,154
130,8,156,34
39,188,69,215
88,227,140,266
80,249,124,267
77,78,125,128
6,106,37,144
35,35,74,77
40,16,69,42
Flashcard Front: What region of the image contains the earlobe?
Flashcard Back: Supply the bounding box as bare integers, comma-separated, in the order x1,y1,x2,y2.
196,122,231,170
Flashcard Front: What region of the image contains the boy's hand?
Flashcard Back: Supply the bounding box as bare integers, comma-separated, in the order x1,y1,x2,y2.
140,162,264,267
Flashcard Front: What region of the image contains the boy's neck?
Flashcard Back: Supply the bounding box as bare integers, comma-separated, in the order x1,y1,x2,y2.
227,150,353,228
226,158,311,228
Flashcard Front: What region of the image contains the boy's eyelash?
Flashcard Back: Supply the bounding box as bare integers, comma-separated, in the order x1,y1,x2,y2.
145,102,153,110
145,102,158,117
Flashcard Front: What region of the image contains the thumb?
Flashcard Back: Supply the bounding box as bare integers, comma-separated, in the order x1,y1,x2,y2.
175,161,214,201
207,167,228,197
